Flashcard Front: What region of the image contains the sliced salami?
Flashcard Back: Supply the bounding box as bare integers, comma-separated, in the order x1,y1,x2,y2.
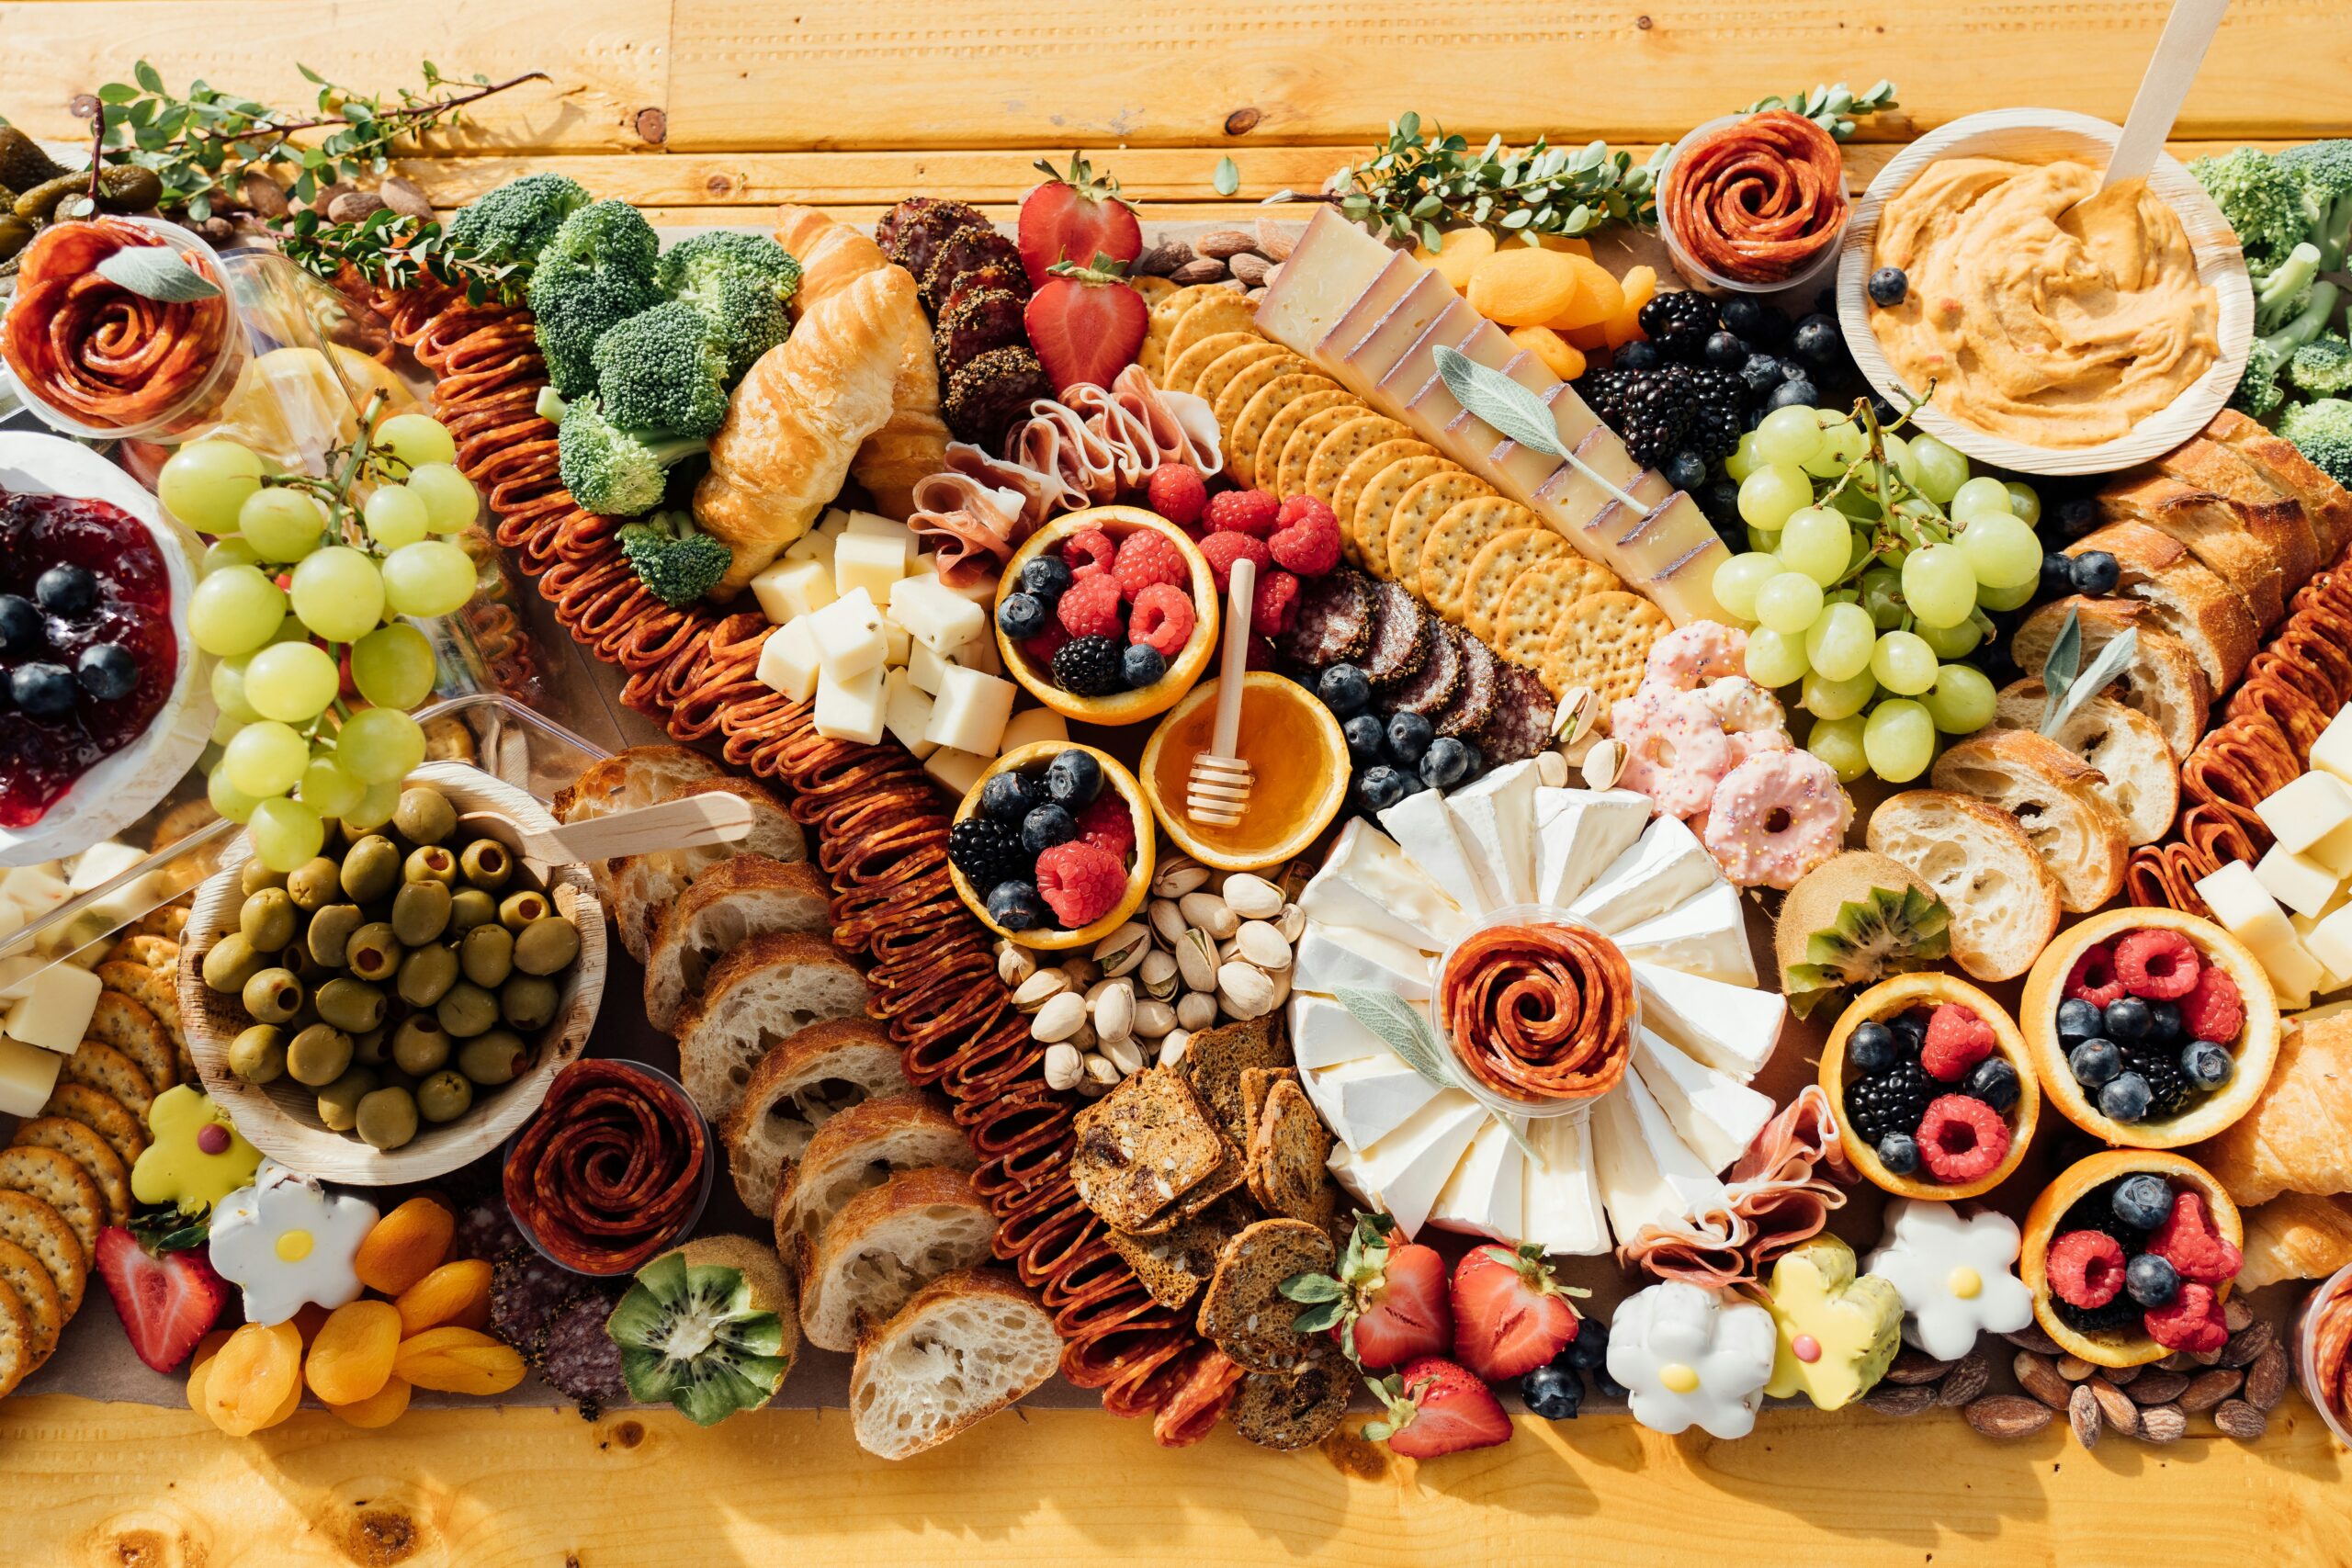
1363,580,1433,690
491,1247,577,1356
1435,628,1499,738
1387,617,1463,717
1476,660,1557,764
1275,569,1376,669
539,1288,630,1419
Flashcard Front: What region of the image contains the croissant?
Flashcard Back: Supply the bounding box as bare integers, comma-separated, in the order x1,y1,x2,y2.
694,266,911,597
2189,1011,2352,1206
772,205,949,521
2237,1191,2352,1291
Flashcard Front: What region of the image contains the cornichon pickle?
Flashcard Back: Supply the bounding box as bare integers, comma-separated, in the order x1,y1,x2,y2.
13,172,85,222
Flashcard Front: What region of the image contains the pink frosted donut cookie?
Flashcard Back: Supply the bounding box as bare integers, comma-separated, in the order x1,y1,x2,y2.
1640,623,1747,696
1702,750,1851,890
1700,675,1784,735
1725,726,1792,766
1611,689,1733,818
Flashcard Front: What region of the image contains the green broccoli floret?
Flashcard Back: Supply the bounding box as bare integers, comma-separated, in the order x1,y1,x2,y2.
616,509,732,606
2254,241,2325,337
589,301,732,440
527,199,663,397
2279,399,2352,489
2279,140,2352,271
447,173,591,273
555,397,709,518
2290,333,2352,399
657,231,803,379
2191,147,2318,266
2234,279,2341,419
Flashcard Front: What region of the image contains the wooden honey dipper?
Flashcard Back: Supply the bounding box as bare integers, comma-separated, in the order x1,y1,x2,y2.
1185,556,1256,827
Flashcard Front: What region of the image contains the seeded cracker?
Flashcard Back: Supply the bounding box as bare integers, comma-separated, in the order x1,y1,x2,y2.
1417,496,1533,624
1143,282,1243,379
1351,457,1455,581
1231,1348,1351,1450
0,1190,87,1319
1108,1202,1247,1311
1306,417,1416,513
1384,471,1495,596
1231,375,1344,490
58,1039,153,1123
1164,291,1260,370
41,1082,146,1168
1069,1067,1227,1235
1162,331,1268,397
1130,275,1180,310
86,991,175,1095
0,1238,63,1366
1544,590,1671,714
1197,1218,1334,1373
10,1116,131,1227
1177,1018,1291,1145
1278,405,1374,505
1212,355,1317,450
1493,557,1617,679
1191,343,1294,419
0,1147,104,1264
1253,389,1355,494
1238,1066,1299,1144
1462,527,1575,641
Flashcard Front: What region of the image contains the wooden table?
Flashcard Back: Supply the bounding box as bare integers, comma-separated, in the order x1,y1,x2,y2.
6,5,2352,1562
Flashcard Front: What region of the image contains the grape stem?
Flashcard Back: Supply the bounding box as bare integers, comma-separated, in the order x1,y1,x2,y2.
1812,378,1939,588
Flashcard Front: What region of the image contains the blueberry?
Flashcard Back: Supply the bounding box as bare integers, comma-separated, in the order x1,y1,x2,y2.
1848,1021,1899,1076
1420,736,1471,790
8,662,74,718
1021,804,1079,857
2055,494,2100,540
1791,315,1842,367
1520,1363,1583,1420
1963,1055,2021,1114
1122,642,1167,689
2111,1173,2177,1231
1699,477,1744,531
985,880,1046,931
1456,739,1484,783
1892,1010,1928,1052
75,643,136,701
1613,341,1661,372
2039,551,2077,602
1317,663,1372,716
1765,378,1819,412
2098,1070,2153,1122
1702,330,1748,369
996,592,1046,640
2055,998,2103,1042
33,565,95,617
1738,352,1786,397
1394,771,1432,797
2126,1252,2180,1308
1664,449,1709,491
1590,1370,1629,1402
1385,711,1433,767
1044,749,1102,807
2148,1001,2184,1043
979,769,1040,826
1356,765,1408,813
2069,1037,2122,1089
2181,1039,2234,1089
0,594,40,657
2071,550,2121,596
1722,297,1779,343
2103,996,2151,1042
1562,1318,1608,1370
1867,266,1909,307
1019,556,1074,604
1343,713,1385,764
1876,1132,1921,1175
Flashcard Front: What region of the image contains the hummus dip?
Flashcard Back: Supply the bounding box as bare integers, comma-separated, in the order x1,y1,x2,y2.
1868,155,2218,448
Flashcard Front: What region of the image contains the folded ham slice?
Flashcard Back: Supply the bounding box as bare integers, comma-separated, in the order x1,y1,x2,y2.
1616,1085,1855,1290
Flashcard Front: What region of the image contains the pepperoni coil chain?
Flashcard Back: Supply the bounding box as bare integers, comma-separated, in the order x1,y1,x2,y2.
3,218,232,431
1663,109,1849,284
503,1060,708,1274
1440,920,1634,1103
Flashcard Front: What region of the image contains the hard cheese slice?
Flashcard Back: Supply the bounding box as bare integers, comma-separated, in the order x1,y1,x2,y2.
1589,1072,1726,1243
1444,759,1541,910
1309,1055,1445,1149
1532,787,1652,909
1291,923,1435,1001
1632,1026,1775,1173
1287,993,1391,1072
1255,208,1396,367
1634,960,1786,1082
1355,1091,1487,1239
1520,1114,1608,1257
1430,1115,1527,1242
1567,815,1721,934
1613,880,1758,987
1298,818,1466,953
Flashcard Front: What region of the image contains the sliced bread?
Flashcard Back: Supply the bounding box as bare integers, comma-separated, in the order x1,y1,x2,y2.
2208,408,2352,563
771,1092,975,1269
1070,1068,1230,1235
1929,728,2130,912
606,779,807,963
721,1016,908,1205
644,855,833,1035
1866,790,2062,982
1177,1018,1292,1145
2066,521,2257,689
2152,437,2319,588
2097,473,2288,627
2012,598,2211,761
680,934,874,1121
1993,683,2179,847
799,1166,997,1352
1195,1218,1335,1374
1246,1077,1338,1231
1230,1349,1352,1450
849,1267,1059,1460
553,745,730,920
1106,1201,1248,1311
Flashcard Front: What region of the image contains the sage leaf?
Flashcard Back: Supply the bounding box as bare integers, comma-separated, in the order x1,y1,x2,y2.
1212,156,1240,197
96,245,221,303
1438,347,1640,513
2043,628,2138,738
2037,606,2084,734
1334,986,1456,1089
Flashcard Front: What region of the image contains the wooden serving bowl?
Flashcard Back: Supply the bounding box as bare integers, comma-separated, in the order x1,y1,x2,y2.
948,742,1154,952
177,761,605,1185
2020,908,2279,1149
1820,971,2039,1201
995,505,1219,726
2021,1148,2242,1369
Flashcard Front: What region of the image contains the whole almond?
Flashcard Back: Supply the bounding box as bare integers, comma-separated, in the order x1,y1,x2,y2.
2136,1403,2188,1445
2158,1350,2201,1372
1170,257,1229,286
1134,240,1193,276
1938,1351,1991,1407
2224,1297,2256,1334
2003,1325,2064,1357
2245,1342,2289,1411
2069,1384,2102,1449
2015,1350,2072,1410
1864,1383,1937,1416
1254,218,1297,261
1965,1394,2055,1439
2056,1354,2095,1382
2221,1319,2275,1369
1228,253,1272,288
2088,1376,2139,1433
1196,229,1258,261
2105,1363,2140,1387
2212,1398,2268,1441
2179,1368,2244,1413
2127,1369,2189,1405
1885,1347,1953,1385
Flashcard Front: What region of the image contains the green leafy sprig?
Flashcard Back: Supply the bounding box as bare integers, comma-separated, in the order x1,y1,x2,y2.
1738,80,1900,141
278,205,523,304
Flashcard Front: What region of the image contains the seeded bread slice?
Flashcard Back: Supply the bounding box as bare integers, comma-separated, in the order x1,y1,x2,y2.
1178,1019,1292,1145
1107,1202,1247,1311
1196,1218,1335,1374
1071,1068,1229,1235
1231,1348,1352,1450
1246,1078,1339,1231
644,854,833,1034
1239,1066,1298,1146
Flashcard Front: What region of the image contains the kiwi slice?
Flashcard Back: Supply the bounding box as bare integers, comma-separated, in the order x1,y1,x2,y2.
607,1235,797,1426
1775,851,1951,1019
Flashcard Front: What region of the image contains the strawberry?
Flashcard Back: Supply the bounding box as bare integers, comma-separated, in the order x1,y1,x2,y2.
1365,1357,1513,1459
1023,256,1149,394
1448,1242,1587,1381
1282,1212,1451,1370
1017,152,1142,286
95,1225,228,1374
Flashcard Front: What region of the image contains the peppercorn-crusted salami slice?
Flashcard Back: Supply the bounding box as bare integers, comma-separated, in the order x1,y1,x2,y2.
1362,580,1433,690
1474,660,1558,764
538,1289,630,1419
1386,615,1463,717
922,226,1026,314
1435,627,1499,738
934,287,1029,377
875,197,995,290
1274,570,1375,669
491,1247,576,1355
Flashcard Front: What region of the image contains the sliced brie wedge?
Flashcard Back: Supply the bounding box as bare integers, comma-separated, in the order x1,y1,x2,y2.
1291,924,1435,1001
1532,787,1652,909
1308,1055,1444,1149
1443,759,1541,909
1355,1091,1487,1239
1379,789,1492,916
1614,880,1757,987
1520,1114,1609,1256
1632,1026,1775,1173
1298,818,1466,952
1287,994,1390,1072
1590,1071,1727,1242
1430,1116,1527,1242
1567,815,1718,934
1634,961,1786,1082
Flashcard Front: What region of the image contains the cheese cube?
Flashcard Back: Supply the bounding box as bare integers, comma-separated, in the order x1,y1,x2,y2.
2198,862,2324,1008
954,629,1002,677
750,557,836,625
2257,773,2352,854
0,956,41,1001
843,510,918,558
925,666,1017,755
812,662,888,745
805,588,888,680
999,706,1070,755
889,570,989,656
907,639,952,696
68,841,147,895
0,1036,62,1117
0,903,22,946
2256,842,2339,919
833,532,910,608
881,615,911,668
884,670,940,759
754,619,822,703
2313,816,2352,879
2313,706,2352,785
2303,902,2352,989
2,960,101,1053
0,864,68,920
782,528,835,571
922,747,992,796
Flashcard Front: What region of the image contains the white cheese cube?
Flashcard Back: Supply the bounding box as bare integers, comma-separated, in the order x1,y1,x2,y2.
818,507,853,536
907,640,952,696
843,509,918,559
811,662,888,745
0,956,41,1001
880,615,911,668
833,532,910,608
925,666,1017,755
883,670,940,759
2256,842,2339,919
2198,862,2324,1008
805,588,888,680
0,903,22,946
754,619,822,703
999,707,1070,754
2,960,101,1053
67,841,148,895
750,557,836,625
2313,706,2352,785
954,629,1002,677
2302,901,2352,988
2257,773,2352,854
782,528,835,570
922,747,992,797
0,1036,63,1117
2312,816,2352,879
889,570,988,656
0,865,69,920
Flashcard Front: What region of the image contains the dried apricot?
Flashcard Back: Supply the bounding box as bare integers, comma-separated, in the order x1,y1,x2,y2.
353,1195,456,1296
1467,246,1582,327
1412,226,1497,292
327,1376,412,1428
392,1325,526,1396
394,1258,494,1337
306,1299,402,1405
257,1372,304,1430
203,1320,302,1437
1537,234,1595,258
1510,325,1585,381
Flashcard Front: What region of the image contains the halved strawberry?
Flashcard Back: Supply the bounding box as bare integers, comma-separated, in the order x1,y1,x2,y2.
1281,1212,1451,1371
1023,255,1148,393
1365,1356,1513,1459
1017,152,1142,286
95,1225,228,1373
1449,1242,1587,1382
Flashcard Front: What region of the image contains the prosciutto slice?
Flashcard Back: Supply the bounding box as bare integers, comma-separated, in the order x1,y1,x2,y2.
1616,1085,1855,1290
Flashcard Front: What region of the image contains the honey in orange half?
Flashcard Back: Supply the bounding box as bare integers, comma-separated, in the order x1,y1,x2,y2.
1139,672,1350,872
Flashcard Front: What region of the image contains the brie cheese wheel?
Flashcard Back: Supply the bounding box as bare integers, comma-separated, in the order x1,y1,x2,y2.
1291,924,1435,1001
1532,787,1651,909
1307,1055,1444,1149
1521,1114,1609,1256
1443,760,1541,909
1614,881,1758,987
1591,1071,1728,1241
1634,961,1785,1080
1379,790,1491,916
1430,1117,1527,1242
1567,815,1718,934
1286,994,1390,1072
1298,818,1468,952
1353,1091,1487,1239
1631,1026,1776,1173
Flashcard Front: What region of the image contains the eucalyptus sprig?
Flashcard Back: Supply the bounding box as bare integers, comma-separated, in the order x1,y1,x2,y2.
277,205,523,304
1738,79,1900,141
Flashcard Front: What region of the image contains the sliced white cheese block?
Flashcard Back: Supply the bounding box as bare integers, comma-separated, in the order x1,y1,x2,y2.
1589,1073,1726,1243
2198,862,2324,1009
1634,961,1785,1082
1355,1091,1487,1240
1532,787,1651,909
1613,880,1758,987
1297,818,1465,953
1430,1116,1527,1243
1632,1027,1776,1174
1311,1055,1444,1149
1444,759,1541,909
1567,814,1720,934
1325,1139,1375,1212
0,1035,63,1117
1379,790,1491,916
1291,923,1435,1001
1520,1114,1608,1257
1286,993,1390,1072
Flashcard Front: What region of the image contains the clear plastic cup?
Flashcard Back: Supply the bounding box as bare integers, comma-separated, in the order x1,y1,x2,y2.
1427,903,1640,1122
503,1057,715,1278
2290,1260,2352,1447
1658,113,1850,298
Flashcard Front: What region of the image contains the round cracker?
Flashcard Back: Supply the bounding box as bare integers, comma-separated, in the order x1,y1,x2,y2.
42,1082,147,1168
1277,406,1370,504
0,1237,64,1369
1193,344,1297,422
96,960,181,1053
0,1190,86,1320
11,1116,131,1228
0,1146,104,1266
1210,355,1315,454
1463,527,1574,642
1415,495,1531,622
1142,280,1243,378
59,1039,154,1124
0,1276,29,1398
1162,331,1268,398
130,903,189,942
1349,457,1453,581
1384,473,1495,598
1230,374,1343,490
87,991,174,1095
1305,416,1415,515
1492,557,1628,677
1253,389,1356,495
1330,441,1440,570
1130,275,1180,310
103,934,180,971
1164,290,1261,370
1542,590,1672,711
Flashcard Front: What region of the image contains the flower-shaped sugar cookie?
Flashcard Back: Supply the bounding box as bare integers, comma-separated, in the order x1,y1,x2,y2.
1866,1200,2035,1361
1606,1280,1777,1439
1761,1235,1903,1410
130,1085,262,1213
208,1159,379,1325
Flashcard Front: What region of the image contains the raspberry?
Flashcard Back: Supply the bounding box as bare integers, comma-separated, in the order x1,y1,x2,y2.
1147,465,1208,529
1198,530,1272,594
2046,1228,2128,1309
1057,574,1125,639
1128,582,1195,658
1243,634,1279,672
1269,495,1343,575
2148,1190,2243,1285
2114,928,2200,999
2064,942,2125,1008
1075,792,1136,858
1253,568,1302,637
2143,1280,2229,1353
1035,840,1127,927
1204,488,1280,537
1916,1094,2009,1183
1920,1004,1996,1082
2180,964,2245,1043
1022,624,1071,666
1061,527,1117,580
1113,530,1189,598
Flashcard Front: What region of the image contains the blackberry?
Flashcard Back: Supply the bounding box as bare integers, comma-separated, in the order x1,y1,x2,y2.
1685,367,1747,459
1636,289,1721,364
947,818,1026,888
2117,1037,2196,1120
2048,1294,2143,1337
1050,635,1125,696
1576,367,1634,428
1614,366,1697,469
1844,1057,1932,1146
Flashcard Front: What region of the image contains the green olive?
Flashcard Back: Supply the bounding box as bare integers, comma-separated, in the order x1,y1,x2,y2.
351,1024,390,1066
227,1024,287,1085
458,840,514,890
240,862,288,897
392,786,457,845
315,1066,379,1132
497,889,550,931
355,1086,421,1150
390,1015,451,1076
396,942,460,1009
457,1029,528,1087
306,904,363,969
286,1022,354,1088
200,932,266,995
240,966,304,1024
315,976,387,1034
415,1069,474,1124
512,916,581,976
275,942,320,985
458,923,514,988
448,886,498,936
239,887,297,952
390,879,452,946
340,835,401,903
435,980,500,1039
287,856,345,912
403,843,459,887
345,922,401,983
499,974,559,1032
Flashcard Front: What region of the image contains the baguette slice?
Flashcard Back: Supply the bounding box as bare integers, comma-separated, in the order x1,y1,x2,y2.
771,1092,975,1270
2066,521,2256,689
1929,728,2130,912
2097,473,2290,627
607,779,808,964
1993,683,2180,847
1866,790,2062,982
645,855,833,1035
2208,408,2352,563
679,933,873,1121
552,744,729,821
2012,598,2211,761
849,1267,1058,1460
2153,437,2319,588
721,1016,908,1207
799,1166,996,1352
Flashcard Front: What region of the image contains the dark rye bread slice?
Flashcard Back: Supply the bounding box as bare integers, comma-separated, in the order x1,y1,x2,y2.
1106,1201,1248,1311
1196,1218,1334,1374
1070,1068,1228,1235
1179,1019,1292,1147
0,1147,105,1266
1247,1077,1339,1231
1231,1348,1352,1450
10,1116,130,1227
